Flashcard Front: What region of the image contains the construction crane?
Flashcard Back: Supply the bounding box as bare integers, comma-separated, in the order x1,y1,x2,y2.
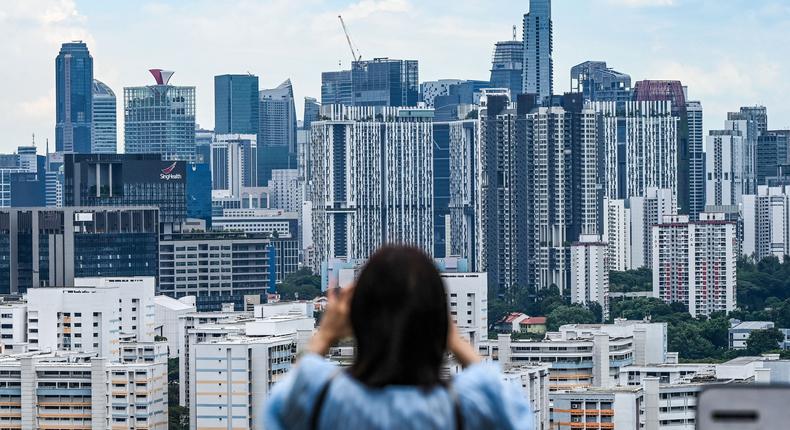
338,15,361,63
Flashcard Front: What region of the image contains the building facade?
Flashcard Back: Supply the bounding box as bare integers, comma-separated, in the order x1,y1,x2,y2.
351,58,419,107
259,80,297,185
91,79,117,153
309,105,433,265
420,79,463,108
570,235,609,319
0,207,159,294
55,41,93,153
320,70,353,106
124,69,196,162
523,0,553,101
214,74,259,135
489,40,523,97
211,134,258,195
742,185,790,261
63,153,187,225
570,61,632,102
652,213,737,317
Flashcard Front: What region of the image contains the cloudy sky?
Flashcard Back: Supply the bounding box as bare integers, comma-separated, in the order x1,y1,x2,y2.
1,0,789,154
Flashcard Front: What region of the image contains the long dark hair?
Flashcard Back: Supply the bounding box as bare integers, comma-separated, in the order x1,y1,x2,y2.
349,246,449,388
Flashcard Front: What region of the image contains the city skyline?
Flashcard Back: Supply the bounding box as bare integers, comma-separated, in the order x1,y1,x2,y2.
1,0,789,153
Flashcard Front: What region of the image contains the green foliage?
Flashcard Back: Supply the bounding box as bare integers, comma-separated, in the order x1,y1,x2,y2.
278,268,321,301
546,305,597,331
168,358,188,430
487,284,567,330
609,268,653,292
746,328,785,356
154,335,166,342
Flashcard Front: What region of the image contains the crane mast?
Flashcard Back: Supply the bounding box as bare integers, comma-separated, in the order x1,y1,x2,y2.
338,15,361,63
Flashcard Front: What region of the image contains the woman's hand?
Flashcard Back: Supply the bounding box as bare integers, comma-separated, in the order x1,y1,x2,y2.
309,286,354,355
447,319,481,368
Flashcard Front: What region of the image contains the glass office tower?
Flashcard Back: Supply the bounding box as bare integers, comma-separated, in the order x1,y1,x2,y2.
91,79,117,153
351,58,419,106
214,74,259,135
259,80,297,185
55,41,93,153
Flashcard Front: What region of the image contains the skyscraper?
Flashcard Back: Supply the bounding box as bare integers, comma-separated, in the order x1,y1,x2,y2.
259,79,297,185
570,61,632,102
124,70,196,161
489,40,523,96
523,0,553,101
757,130,790,185
351,58,419,106
91,79,117,153
303,97,320,130
686,100,704,219
705,129,745,207
309,105,434,265
55,41,93,153
214,74,259,135
321,70,353,106
211,134,257,195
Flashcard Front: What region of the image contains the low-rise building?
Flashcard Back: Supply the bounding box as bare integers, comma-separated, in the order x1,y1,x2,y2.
728,320,790,350
153,295,196,357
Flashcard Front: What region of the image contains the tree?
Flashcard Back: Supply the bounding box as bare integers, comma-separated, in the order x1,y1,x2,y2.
168,358,188,430
278,268,321,300
609,268,652,292
746,328,785,355
587,302,603,323
547,305,597,331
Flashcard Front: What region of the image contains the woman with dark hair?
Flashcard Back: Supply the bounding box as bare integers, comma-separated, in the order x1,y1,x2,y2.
264,246,531,429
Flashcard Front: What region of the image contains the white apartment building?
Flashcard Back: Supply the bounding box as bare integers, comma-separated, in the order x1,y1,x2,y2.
743,185,790,260
603,198,631,271
27,277,155,361
0,353,167,430
187,315,313,430
211,133,257,195
705,129,744,207
502,364,551,430
442,272,488,346
652,213,737,317
0,302,27,353
309,105,434,265
153,295,196,357
212,208,299,238
570,235,609,320
267,169,301,213
631,187,677,269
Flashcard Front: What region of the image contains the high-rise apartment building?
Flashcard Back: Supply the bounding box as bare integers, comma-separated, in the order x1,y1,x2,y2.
91,79,117,153
55,41,93,153
705,130,744,207
214,74,259,135
267,169,301,213
309,105,433,265
570,61,632,102
630,187,677,269
742,185,790,261
0,207,159,294
523,0,553,101
490,40,524,96
570,235,609,320
595,100,679,201
320,70,353,106
724,109,762,196
211,134,257,196
63,153,187,225
632,80,690,214
652,213,737,318
259,80,297,185
124,69,196,161
686,100,705,219
351,58,419,106
603,198,631,272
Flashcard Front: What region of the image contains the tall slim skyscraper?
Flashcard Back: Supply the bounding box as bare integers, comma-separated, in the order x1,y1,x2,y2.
55,41,93,153
351,58,419,106
124,70,196,161
91,79,117,153
259,79,297,185
686,101,704,219
211,134,257,195
214,74,259,135
523,0,553,101
489,40,523,96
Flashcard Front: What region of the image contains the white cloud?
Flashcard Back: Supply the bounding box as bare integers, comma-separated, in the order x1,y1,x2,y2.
607,0,675,7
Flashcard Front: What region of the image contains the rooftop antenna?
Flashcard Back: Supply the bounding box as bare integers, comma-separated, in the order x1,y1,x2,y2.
32,133,35,147
513,25,517,41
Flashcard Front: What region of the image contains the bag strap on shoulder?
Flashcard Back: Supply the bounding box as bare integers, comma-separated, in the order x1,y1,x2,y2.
309,370,341,430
